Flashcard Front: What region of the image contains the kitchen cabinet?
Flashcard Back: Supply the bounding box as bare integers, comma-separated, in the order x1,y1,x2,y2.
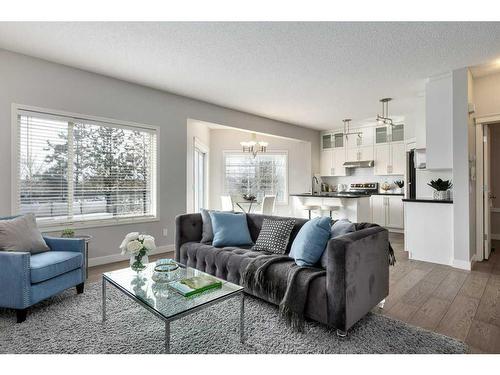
371,195,404,229
425,73,453,169
347,145,373,161
320,149,333,176
320,148,346,176
374,142,405,175
346,127,374,148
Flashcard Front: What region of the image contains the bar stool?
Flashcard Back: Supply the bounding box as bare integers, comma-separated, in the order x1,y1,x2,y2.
302,204,320,219
321,205,340,218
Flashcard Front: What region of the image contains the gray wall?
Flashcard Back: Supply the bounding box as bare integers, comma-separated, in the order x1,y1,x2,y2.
0,49,320,263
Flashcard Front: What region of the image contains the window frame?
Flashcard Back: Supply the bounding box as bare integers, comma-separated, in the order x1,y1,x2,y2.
222,150,289,206
11,103,160,231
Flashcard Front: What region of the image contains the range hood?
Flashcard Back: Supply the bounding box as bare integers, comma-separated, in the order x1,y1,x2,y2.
343,160,374,168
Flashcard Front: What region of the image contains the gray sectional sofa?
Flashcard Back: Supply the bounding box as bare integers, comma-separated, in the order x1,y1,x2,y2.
175,213,390,334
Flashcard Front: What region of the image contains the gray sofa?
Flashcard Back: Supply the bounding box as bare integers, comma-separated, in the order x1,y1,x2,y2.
175,213,390,334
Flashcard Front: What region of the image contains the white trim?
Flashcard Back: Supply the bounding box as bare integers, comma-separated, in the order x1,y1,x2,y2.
40,217,160,233
193,136,209,212
452,258,472,271
11,103,160,228
88,244,175,267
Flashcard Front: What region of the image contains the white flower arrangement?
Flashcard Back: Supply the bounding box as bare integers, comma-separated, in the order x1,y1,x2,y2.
120,232,156,271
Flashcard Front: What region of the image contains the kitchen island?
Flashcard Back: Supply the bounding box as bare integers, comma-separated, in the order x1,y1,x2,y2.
290,193,371,222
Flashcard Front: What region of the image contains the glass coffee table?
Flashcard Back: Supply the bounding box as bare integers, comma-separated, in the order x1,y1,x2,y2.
102,261,245,353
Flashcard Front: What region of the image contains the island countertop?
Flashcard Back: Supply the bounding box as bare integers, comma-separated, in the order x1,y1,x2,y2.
290,193,371,199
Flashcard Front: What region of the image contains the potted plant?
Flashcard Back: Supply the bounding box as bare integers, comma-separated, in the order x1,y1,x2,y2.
427,179,453,200
394,180,404,194
61,228,75,238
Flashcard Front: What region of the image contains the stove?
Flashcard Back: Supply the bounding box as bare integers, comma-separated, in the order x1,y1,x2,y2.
345,183,379,195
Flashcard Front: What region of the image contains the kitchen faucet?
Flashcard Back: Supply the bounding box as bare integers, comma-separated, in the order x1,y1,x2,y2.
312,176,319,195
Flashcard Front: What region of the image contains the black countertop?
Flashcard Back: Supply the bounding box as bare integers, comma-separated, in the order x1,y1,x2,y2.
291,192,404,198
290,193,369,199
402,198,453,204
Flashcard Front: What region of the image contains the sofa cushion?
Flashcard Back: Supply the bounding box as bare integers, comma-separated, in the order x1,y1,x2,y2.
179,242,265,285
0,214,50,254
289,216,332,266
30,251,83,284
252,218,295,254
209,211,253,247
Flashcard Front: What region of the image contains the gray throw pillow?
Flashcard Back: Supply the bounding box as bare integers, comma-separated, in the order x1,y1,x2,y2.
319,219,356,268
0,214,50,254
252,218,296,254
200,209,214,243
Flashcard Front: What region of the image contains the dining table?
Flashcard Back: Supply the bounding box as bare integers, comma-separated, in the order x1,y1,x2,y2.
235,199,259,213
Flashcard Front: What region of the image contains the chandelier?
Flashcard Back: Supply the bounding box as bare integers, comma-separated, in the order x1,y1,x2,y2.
343,118,362,141
240,133,268,158
376,98,395,127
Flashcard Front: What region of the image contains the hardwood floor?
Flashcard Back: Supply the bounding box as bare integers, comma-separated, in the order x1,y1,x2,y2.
87,235,500,353
382,234,500,353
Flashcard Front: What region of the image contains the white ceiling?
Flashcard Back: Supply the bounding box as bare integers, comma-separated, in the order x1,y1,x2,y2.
1,22,500,130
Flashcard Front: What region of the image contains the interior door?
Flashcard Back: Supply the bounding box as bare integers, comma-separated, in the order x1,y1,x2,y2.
484,125,492,260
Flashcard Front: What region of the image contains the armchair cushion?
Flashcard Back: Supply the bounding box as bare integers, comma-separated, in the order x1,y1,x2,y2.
30,251,83,284
0,214,49,254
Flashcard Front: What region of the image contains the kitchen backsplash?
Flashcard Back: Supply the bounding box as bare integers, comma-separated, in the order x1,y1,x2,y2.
321,168,404,192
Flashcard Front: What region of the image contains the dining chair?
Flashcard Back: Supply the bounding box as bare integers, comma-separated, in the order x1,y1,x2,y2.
220,195,234,211
257,195,276,215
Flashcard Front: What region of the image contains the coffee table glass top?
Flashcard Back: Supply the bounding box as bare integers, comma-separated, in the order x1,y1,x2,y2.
103,261,243,320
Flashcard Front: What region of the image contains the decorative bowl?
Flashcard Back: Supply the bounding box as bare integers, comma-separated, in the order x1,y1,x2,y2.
152,259,179,283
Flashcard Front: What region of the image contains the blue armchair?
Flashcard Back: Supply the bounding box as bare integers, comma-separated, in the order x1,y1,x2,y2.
0,228,86,323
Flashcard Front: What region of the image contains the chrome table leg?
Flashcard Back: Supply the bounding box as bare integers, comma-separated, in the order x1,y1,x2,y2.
165,321,171,354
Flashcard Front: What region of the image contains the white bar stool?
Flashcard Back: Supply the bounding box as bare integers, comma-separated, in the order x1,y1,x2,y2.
302,204,320,219
321,205,340,218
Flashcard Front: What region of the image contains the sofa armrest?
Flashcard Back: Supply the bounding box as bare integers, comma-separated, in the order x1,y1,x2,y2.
43,236,85,254
325,226,389,331
175,213,203,262
0,251,31,309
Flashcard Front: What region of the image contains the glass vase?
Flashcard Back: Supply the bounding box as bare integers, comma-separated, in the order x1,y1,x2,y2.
130,254,149,272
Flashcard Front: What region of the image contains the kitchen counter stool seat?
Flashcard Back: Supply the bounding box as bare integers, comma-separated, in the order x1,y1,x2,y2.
301,204,320,219
321,205,340,218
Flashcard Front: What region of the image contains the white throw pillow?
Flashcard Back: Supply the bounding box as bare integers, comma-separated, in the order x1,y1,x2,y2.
0,214,50,254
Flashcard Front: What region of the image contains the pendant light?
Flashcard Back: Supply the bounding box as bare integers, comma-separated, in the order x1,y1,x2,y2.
343,118,362,141
240,133,268,158
376,98,394,127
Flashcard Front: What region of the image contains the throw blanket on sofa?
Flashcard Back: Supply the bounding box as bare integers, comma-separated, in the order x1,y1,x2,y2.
241,254,326,331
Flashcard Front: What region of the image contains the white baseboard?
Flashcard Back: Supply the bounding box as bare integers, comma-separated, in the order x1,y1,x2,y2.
88,244,175,267
452,258,472,271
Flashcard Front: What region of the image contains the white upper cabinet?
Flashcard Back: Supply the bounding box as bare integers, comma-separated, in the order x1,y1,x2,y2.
332,148,347,176
374,142,405,175
320,149,334,176
425,73,453,169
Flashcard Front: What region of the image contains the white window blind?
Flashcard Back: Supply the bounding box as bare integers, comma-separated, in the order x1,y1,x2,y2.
15,109,157,226
223,152,287,203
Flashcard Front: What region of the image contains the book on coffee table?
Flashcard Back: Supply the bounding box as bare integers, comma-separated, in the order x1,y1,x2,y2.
168,275,222,297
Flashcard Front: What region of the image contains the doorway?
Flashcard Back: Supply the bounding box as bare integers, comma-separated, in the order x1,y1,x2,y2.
193,138,209,212
476,117,500,261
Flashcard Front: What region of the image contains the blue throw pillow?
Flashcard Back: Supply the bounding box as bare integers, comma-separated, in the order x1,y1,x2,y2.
319,219,356,268
209,211,253,247
289,216,332,267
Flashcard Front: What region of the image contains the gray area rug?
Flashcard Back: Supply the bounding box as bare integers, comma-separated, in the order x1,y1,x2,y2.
0,282,468,354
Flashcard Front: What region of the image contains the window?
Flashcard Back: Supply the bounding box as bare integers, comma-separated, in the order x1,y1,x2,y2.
14,107,158,228
223,152,287,203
